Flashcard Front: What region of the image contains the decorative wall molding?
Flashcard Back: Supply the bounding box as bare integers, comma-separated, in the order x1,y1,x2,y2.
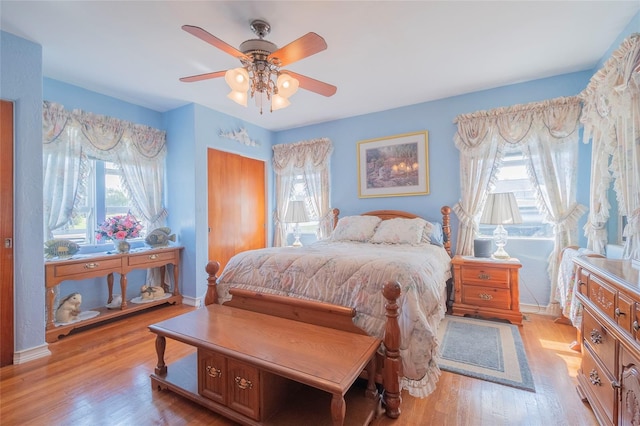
219,127,260,147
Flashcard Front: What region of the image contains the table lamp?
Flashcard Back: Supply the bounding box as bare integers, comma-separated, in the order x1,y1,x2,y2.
480,192,522,259
284,200,309,247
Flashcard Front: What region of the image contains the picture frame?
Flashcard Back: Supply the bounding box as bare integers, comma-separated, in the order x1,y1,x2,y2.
357,131,429,198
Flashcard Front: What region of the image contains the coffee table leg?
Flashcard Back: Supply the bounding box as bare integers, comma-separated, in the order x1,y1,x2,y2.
154,335,167,375
331,393,345,426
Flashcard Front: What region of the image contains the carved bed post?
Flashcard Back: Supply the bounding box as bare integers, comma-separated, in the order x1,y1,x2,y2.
441,205,452,257
382,280,401,419
204,261,220,306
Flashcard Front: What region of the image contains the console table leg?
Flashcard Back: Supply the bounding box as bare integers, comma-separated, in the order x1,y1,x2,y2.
107,272,114,304
155,335,167,376
330,393,345,426
120,273,128,309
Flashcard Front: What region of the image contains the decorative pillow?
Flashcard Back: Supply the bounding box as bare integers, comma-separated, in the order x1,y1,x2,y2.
422,221,445,246
331,215,382,242
370,217,427,244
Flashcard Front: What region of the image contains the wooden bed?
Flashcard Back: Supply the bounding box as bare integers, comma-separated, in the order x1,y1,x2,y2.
204,206,453,418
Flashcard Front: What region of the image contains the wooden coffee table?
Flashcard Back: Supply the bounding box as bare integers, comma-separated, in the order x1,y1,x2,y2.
149,301,382,425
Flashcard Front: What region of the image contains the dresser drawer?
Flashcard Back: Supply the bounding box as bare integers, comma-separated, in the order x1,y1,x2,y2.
583,308,616,375
461,285,510,309
127,250,177,267
51,257,122,278
588,275,617,321
581,345,615,425
460,265,510,288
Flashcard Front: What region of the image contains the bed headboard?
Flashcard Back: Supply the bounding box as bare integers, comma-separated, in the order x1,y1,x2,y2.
330,206,452,257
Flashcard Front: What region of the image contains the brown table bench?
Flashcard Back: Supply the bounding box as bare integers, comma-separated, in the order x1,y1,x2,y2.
149,292,382,425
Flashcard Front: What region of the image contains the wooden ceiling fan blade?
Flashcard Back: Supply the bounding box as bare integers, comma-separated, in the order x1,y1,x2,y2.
268,33,327,67
182,25,248,60
179,70,227,83
280,71,337,97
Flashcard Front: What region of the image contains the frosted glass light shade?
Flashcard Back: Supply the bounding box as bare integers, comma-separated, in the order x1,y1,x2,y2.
277,74,299,98
271,94,291,111
224,68,249,92
227,90,248,107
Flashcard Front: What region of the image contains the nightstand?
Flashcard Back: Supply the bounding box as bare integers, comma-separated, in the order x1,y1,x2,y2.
451,255,523,325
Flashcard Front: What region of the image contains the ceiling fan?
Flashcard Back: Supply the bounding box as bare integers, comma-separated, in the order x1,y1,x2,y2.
180,19,337,113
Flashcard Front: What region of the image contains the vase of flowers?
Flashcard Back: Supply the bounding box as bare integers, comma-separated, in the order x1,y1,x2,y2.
96,213,143,253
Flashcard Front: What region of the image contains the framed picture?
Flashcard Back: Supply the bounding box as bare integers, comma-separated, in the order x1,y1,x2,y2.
357,131,429,198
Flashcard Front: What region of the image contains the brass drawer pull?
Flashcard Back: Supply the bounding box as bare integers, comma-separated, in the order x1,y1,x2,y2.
589,369,601,386
149,254,158,260
206,366,221,378
477,273,490,280
590,329,603,344
479,293,493,301
235,376,253,390
84,263,99,269
615,308,626,317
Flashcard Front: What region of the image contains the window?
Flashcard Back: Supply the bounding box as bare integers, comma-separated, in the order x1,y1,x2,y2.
288,174,319,237
478,151,553,238
51,160,141,244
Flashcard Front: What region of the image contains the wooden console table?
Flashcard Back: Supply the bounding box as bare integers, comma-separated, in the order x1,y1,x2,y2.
149,295,382,425
45,245,183,342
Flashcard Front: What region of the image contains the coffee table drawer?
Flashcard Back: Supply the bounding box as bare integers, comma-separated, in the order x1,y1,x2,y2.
198,349,227,405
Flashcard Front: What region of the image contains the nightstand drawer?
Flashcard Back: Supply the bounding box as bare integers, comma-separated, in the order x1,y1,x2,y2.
460,265,510,288
461,285,511,309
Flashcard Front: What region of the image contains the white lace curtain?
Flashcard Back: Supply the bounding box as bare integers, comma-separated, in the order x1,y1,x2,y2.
272,138,333,246
454,96,586,313
581,34,640,259
42,101,167,239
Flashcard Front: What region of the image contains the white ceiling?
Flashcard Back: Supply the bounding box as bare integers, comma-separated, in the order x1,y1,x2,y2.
1,1,638,131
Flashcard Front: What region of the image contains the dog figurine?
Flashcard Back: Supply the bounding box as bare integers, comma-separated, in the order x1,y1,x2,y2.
55,293,82,323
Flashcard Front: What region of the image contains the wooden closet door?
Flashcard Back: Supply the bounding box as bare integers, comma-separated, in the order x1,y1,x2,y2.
207,149,266,272
0,100,14,366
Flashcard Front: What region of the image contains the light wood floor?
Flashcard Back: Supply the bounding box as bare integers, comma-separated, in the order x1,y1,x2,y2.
0,304,597,426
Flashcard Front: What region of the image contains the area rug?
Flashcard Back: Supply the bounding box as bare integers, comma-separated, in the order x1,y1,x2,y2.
437,315,535,392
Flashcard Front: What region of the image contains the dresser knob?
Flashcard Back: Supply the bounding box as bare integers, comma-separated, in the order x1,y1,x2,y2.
478,293,493,301
612,381,621,389
578,280,586,287
589,369,601,386
615,308,626,317
590,329,603,344
634,321,640,331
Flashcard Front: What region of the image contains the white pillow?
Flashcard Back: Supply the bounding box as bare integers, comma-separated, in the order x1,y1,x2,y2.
370,217,427,244
331,215,382,242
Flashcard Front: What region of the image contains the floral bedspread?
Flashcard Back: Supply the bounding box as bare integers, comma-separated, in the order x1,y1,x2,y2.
216,240,452,397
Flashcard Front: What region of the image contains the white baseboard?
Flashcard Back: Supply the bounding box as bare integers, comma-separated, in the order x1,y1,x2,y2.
182,294,203,308
13,344,51,364
520,303,555,316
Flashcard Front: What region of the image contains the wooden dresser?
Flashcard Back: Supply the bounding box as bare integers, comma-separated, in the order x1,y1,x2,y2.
451,255,523,325
573,256,640,425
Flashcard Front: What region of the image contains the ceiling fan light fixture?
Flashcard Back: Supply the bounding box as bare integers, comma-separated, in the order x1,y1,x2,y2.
271,93,291,111
225,68,249,92
227,90,248,107
277,74,299,99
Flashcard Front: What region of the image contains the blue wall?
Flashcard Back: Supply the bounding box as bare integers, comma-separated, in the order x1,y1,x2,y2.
0,31,45,353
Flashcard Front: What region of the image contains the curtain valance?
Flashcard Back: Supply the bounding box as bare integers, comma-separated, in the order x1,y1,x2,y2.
43,101,167,159
272,138,333,173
